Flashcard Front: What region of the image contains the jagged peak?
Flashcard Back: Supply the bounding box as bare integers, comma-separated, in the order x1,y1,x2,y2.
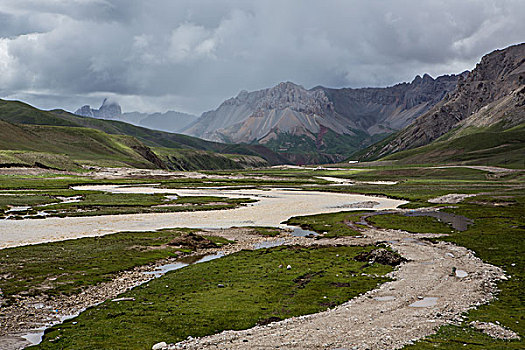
100,97,121,108
412,75,423,84
422,73,434,82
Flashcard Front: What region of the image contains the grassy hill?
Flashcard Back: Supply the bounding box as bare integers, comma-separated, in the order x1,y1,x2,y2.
377,123,525,168
0,99,288,170
0,99,287,165
0,120,163,169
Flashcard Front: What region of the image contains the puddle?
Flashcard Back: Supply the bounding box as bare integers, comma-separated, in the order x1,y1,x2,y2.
455,269,468,278
404,210,473,231
280,225,319,237
253,239,286,249
360,181,398,185
290,227,318,237
374,296,396,301
56,196,83,204
316,176,354,185
6,206,31,213
144,262,188,277
21,311,80,346
194,252,225,263
409,297,438,308
145,253,225,277
22,327,47,345
401,237,427,246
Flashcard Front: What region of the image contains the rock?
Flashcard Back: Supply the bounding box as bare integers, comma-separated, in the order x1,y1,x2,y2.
286,265,292,270
167,232,218,249
217,284,225,288
455,269,468,278
152,341,167,350
112,297,135,302
354,249,406,266
75,98,122,120
183,73,459,161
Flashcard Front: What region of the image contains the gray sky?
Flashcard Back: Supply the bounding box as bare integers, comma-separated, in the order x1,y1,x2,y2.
0,0,524,115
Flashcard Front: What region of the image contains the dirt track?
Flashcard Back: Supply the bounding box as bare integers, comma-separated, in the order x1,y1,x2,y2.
172,228,504,350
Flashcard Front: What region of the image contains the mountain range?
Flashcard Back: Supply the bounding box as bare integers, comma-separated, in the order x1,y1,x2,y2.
1,43,522,171
182,73,461,163
357,43,524,166
75,99,198,133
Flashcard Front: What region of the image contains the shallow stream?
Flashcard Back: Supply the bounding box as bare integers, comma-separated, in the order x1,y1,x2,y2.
0,186,407,248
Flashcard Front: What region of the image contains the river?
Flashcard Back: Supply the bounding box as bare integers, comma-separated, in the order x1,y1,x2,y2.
0,186,407,248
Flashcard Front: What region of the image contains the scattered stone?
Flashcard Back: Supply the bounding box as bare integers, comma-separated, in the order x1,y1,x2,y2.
217,284,225,288
470,321,521,340
428,194,476,204
409,297,438,308
286,265,292,270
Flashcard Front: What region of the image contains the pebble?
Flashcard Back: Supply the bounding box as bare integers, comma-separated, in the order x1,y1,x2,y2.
152,342,167,350
112,297,135,302
286,265,291,270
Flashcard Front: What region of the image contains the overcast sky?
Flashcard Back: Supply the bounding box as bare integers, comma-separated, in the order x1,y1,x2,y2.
0,0,524,115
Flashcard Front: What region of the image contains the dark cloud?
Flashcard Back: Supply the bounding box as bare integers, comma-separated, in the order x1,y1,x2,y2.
0,0,524,115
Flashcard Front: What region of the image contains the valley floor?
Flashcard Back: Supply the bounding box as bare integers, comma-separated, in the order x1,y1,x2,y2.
0,164,523,349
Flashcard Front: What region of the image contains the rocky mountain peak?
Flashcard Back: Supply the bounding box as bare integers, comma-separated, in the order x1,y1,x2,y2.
75,98,122,119
411,73,434,85
359,43,525,160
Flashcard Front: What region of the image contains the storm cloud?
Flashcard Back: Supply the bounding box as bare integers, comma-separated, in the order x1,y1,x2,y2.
0,0,524,114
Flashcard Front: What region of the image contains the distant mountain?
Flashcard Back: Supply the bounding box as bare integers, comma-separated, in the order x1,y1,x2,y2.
120,111,198,133
357,43,525,163
183,74,460,162
75,98,122,119
75,100,198,133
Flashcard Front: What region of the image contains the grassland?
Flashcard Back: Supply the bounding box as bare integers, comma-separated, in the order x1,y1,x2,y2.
286,211,371,238
0,229,232,300
29,245,393,350
0,120,161,169
367,214,457,234
0,189,254,219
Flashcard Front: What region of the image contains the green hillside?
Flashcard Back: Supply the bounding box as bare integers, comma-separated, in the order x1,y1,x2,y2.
0,99,286,165
380,123,525,167
0,99,289,170
0,120,162,169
